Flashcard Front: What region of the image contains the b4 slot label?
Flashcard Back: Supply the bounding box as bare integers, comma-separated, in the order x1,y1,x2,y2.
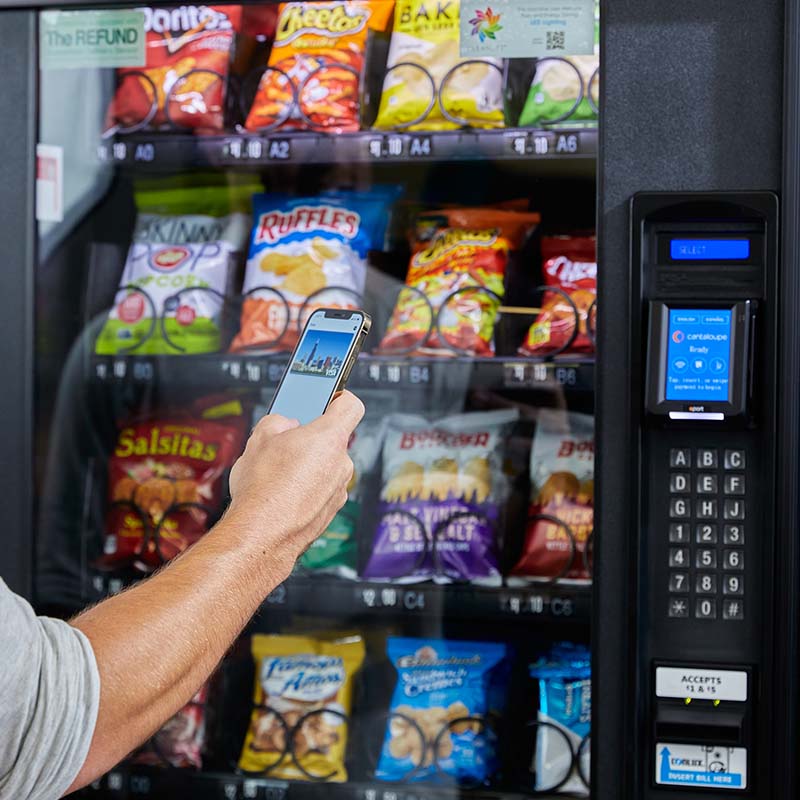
655,743,747,790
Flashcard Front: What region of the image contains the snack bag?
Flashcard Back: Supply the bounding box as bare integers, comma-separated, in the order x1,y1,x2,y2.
379,208,540,356
376,637,509,784
518,56,598,128
98,400,247,572
374,0,504,131
244,2,394,133
530,643,591,794
239,632,365,781
132,683,209,768
510,410,594,582
520,234,597,357
363,409,517,584
106,5,242,134
231,190,395,352
96,182,257,356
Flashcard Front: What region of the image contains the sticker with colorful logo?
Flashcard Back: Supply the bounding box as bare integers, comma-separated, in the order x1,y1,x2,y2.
469,7,503,42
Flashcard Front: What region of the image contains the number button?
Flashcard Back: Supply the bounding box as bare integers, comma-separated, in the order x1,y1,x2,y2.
724,474,746,495
669,548,689,567
724,450,746,470
670,448,691,468
723,599,744,620
697,448,718,468
723,574,744,595
696,499,718,519
696,573,717,595
723,550,744,570
724,524,744,545
669,498,691,518
723,499,746,520
670,473,690,493
695,524,718,544
670,523,690,543
696,474,718,494
669,597,689,618
696,598,717,619
696,549,717,568
669,572,689,593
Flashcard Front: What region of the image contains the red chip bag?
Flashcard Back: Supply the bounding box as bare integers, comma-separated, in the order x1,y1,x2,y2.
510,410,594,582
106,5,242,134
98,403,246,572
519,234,597,357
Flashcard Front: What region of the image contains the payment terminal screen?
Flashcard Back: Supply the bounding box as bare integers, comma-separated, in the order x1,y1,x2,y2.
665,309,732,402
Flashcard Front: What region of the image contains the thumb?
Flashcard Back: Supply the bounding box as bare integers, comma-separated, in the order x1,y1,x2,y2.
313,391,365,437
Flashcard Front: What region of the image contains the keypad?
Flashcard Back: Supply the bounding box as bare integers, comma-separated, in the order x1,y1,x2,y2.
667,447,746,621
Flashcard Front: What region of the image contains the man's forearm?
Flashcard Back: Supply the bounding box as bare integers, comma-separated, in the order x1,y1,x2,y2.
67,510,292,791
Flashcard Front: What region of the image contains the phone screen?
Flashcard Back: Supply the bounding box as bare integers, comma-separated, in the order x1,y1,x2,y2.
269,311,363,425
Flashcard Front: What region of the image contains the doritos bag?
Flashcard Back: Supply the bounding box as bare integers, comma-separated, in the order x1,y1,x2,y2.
379,208,540,356
362,409,517,584
244,2,394,133
98,400,247,572
106,5,242,134
519,234,596,357
510,410,594,583
231,189,396,352
374,0,505,131
95,181,258,356
239,632,365,781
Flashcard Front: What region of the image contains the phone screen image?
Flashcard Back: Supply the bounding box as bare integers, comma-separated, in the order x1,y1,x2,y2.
269,312,362,425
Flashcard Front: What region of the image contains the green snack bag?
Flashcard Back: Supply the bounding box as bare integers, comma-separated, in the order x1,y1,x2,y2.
518,55,598,128
96,180,259,356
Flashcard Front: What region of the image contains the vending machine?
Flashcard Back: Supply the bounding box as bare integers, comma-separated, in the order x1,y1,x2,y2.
0,0,797,798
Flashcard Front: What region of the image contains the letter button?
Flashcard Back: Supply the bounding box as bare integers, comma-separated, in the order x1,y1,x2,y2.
724,474,745,495
696,474,718,494
723,599,744,620
695,598,717,619
723,499,745,520
669,498,690,518
669,597,689,618
669,523,690,543
724,449,746,470
670,448,691,468
697,448,718,468
670,473,690,493
696,499,718,519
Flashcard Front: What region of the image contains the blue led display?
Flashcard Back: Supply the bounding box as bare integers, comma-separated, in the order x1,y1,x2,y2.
670,238,750,260
665,309,732,402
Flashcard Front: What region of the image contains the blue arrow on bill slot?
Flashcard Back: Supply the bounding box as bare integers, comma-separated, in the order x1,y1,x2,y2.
660,746,672,782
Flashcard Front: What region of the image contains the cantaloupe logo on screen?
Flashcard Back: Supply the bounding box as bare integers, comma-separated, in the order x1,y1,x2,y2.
672,330,685,344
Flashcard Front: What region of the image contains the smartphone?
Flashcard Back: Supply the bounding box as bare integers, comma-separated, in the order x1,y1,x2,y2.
268,308,372,425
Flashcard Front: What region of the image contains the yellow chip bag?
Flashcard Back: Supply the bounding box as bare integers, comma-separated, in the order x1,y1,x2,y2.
239,632,365,781
374,0,505,131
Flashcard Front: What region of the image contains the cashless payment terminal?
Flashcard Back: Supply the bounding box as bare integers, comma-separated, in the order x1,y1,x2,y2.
632,193,778,795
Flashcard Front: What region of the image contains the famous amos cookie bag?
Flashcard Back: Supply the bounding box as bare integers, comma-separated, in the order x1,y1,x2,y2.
238,632,365,781
105,5,242,134
510,410,594,582
362,409,517,584
375,637,510,784
244,1,394,133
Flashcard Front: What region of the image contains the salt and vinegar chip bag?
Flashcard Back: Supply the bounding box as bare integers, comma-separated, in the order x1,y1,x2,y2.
362,409,517,584
106,5,242,134
374,0,505,130
231,190,394,352
375,637,509,784
239,632,365,781
96,182,256,356
510,410,594,583
244,2,394,133
379,208,540,356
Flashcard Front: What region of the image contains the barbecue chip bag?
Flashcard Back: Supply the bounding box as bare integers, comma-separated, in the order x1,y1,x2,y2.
239,632,365,781
510,410,594,583
375,637,510,784
379,208,540,356
520,234,597,357
244,1,394,133
96,180,258,356
105,5,242,134
231,189,396,352
374,0,505,130
362,409,517,584
97,399,247,572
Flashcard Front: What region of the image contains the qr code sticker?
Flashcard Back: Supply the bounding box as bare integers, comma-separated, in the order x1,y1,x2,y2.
546,30,566,50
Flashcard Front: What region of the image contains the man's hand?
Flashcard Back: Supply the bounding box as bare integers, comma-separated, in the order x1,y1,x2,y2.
227,390,364,575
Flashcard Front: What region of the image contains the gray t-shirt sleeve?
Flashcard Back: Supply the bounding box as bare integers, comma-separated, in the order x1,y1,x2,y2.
0,578,100,800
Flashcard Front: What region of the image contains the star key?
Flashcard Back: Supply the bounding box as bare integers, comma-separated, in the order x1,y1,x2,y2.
669,597,689,618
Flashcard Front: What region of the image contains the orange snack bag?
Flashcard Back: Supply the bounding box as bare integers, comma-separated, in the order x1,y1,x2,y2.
244,1,394,133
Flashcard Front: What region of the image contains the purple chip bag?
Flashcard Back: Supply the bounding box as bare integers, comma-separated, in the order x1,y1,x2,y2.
362,410,518,585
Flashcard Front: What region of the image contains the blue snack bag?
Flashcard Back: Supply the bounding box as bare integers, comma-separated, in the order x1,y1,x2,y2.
376,637,509,785
529,642,591,795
